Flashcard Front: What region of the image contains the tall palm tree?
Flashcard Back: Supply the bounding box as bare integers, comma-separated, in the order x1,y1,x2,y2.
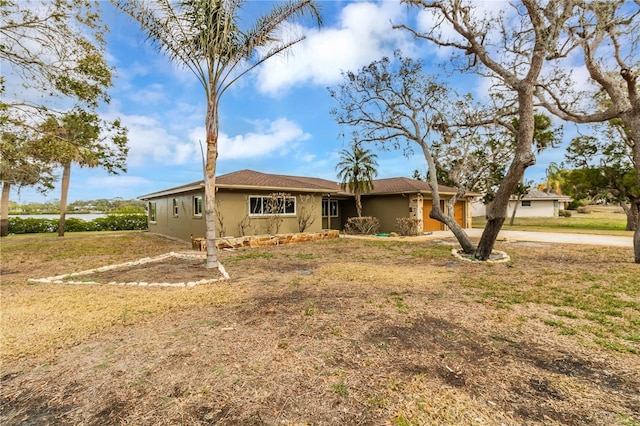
113,0,322,268
336,143,378,217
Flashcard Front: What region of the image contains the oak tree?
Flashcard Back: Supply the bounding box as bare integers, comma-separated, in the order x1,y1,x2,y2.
397,0,575,259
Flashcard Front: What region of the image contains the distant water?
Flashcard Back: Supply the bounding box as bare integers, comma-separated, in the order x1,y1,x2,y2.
11,214,107,221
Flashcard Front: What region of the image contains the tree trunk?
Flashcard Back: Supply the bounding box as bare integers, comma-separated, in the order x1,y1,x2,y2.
430,203,475,253
355,192,362,217
1,181,10,237
476,89,537,260
421,142,475,254
620,200,638,232
204,93,219,269
58,162,71,237
633,199,640,263
509,198,520,226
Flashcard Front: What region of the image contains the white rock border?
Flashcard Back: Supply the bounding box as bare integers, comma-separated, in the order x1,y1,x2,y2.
451,248,511,263
28,251,230,287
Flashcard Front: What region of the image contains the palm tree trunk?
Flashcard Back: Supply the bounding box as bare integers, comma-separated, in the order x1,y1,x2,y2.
58,162,71,237
204,94,219,269
1,181,10,237
355,191,362,217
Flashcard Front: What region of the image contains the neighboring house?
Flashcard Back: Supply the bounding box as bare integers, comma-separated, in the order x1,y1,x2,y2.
139,170,474,242
472,190,572,218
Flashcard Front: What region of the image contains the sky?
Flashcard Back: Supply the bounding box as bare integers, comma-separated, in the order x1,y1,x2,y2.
9,0,588,204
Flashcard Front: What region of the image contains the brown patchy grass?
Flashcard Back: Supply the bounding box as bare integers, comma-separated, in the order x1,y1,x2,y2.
1,232,639,425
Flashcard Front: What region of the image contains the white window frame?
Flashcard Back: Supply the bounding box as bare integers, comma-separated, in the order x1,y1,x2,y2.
322,199,338,218
193,195,203,216
148,202,157,223
172,198,179,217
248,195,296,217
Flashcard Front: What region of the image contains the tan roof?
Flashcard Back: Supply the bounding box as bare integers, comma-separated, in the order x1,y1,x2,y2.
217,169,339,192
362,177,460,196
140,170,471,199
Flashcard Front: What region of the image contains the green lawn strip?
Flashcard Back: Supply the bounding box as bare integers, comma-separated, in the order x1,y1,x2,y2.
458,261,639,353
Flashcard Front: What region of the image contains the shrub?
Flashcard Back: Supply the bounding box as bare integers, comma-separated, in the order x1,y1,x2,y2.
93,214,148,231
558,210,572,217
395,217,421,236
64,217,97,232
7,214,148,234
8,217,57,234
344,216,380,235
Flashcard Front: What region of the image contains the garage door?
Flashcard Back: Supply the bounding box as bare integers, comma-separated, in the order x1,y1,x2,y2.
454,201,464,226
422,200,443,231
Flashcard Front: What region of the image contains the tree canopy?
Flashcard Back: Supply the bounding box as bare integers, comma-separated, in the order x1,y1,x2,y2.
395,0,575,260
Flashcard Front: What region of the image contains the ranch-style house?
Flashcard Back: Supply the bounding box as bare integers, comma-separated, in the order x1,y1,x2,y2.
139,169,474,242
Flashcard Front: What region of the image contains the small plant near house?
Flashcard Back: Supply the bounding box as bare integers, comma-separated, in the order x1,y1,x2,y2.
237,214,253,237
395,217,421,236
264,192,291,235
344,216,380,235
215,198,226,237
296,194,316,232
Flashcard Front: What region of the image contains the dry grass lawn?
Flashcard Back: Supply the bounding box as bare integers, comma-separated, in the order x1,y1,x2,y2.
1,231,638,425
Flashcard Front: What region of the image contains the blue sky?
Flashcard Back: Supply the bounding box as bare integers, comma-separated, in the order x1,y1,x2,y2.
11,0,579,204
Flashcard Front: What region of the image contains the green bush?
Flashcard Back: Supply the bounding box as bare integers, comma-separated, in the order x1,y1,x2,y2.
93,214,148,231
8,217,57,234
7,214,148,234
64,217,97,232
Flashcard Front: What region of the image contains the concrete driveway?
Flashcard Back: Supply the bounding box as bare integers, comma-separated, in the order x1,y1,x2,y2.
426,228,633,247
343,228,633,247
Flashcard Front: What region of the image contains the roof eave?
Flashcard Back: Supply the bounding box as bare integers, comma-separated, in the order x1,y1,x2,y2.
139,182,204,200
217,184,338,194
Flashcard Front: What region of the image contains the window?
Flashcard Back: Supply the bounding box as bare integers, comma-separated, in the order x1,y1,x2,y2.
193,195,203,216
172,198,179,217
521,200,531,207
148,202,157,222
249,195,296,216
322,199,338,217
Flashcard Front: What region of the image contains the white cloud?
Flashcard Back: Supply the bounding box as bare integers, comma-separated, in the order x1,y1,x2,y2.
119,114,200,167
128,83,169,104
217,118,311,160
256,1,408,96
86,175,151,188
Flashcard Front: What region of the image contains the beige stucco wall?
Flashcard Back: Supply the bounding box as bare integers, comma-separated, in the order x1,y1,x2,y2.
147,190,325,242
146,189,206,242
361,195,410,233
216,190,324,237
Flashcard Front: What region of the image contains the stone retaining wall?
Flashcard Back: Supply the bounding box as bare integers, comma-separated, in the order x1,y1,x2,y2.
215,229,340,250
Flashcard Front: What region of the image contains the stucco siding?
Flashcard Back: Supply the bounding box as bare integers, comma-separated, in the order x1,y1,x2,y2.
507,200,557,218
147,190,206,242
362,195,410,233
147,190,325,242
221,191,324,236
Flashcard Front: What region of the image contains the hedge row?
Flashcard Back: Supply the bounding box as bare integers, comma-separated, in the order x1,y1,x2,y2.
8,214,148,234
